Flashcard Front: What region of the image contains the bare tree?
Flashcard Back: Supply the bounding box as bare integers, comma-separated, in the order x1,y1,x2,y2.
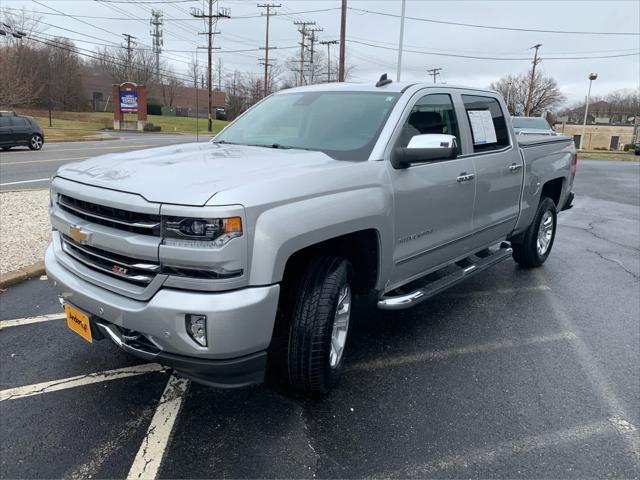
45,38,84,111
491,70,566,116
92,45,160,89
161,66,183,107
188,55,201,89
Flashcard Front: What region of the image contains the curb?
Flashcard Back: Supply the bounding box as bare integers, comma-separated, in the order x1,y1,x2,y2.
0,261,46,289
45,136,118,144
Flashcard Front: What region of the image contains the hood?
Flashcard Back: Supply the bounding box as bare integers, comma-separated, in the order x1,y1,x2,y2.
56,142,345,206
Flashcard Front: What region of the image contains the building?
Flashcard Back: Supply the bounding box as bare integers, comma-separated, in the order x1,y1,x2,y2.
554,123,635,150
80,68,225,116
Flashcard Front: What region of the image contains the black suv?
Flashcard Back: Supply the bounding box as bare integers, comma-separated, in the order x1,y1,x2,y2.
0,111,45,151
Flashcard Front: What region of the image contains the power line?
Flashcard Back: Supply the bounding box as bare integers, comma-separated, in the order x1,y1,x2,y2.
346,39,640,61
348,7,640,36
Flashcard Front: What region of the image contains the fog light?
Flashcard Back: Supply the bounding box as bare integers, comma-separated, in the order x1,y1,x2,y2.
186,314,207,346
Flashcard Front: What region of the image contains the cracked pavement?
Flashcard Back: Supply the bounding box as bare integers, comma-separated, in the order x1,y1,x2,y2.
1,159,638,478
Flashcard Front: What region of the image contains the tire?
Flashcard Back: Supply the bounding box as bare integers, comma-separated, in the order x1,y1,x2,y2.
2,146,11,151
28,134,43,151
286,255,353,395
512,197,557,268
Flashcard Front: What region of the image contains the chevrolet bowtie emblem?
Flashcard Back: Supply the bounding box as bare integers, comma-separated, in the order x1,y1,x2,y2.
69,225,91,244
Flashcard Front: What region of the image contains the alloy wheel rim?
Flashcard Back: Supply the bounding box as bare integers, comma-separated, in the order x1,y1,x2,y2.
329,283,351,368
32,136,42,149
536,210,554,256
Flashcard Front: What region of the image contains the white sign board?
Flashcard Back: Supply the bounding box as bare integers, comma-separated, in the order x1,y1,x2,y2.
468,110,497,145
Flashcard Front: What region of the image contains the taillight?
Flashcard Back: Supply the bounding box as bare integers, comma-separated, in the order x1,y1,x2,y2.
572,153,578,176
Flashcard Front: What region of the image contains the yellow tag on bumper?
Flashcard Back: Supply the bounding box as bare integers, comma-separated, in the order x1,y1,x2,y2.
65,304,93,343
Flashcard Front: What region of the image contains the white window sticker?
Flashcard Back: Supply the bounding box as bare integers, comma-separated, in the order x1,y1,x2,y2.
468,110,497,145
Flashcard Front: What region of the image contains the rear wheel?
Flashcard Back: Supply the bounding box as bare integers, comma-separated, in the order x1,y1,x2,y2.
28,134,43,150
512,197,557,268
286,255,353,395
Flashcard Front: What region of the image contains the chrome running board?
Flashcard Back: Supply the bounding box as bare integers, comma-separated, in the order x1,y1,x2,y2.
378,243,513,310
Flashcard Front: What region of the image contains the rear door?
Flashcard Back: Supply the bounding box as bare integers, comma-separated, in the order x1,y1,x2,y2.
387,89,477,288
10,117,31,143
460,94,523,246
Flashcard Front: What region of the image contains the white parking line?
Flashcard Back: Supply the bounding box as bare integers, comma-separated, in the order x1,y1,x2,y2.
127,374,190,480
534,270,640,459
0,363,165,402
348,331,577,372
0,313,65,330
0,178,49,186
381,420,614,477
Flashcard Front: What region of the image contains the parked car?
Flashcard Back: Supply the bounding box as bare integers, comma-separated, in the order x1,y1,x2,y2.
45,80,576,395
635,141,640,155
511,116,557,136
0,111,45,150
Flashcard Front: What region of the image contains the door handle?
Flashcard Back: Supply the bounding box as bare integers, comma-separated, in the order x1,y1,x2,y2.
457,173,475,183
509,163,523,173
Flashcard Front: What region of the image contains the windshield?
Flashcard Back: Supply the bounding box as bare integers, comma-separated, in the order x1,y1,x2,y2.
512,117,551,130
214,91,401,160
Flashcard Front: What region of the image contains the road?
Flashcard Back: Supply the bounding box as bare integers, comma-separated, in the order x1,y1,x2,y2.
0,160,639,478
0,132,204,191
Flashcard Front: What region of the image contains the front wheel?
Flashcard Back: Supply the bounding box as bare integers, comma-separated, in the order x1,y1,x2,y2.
512,197,557,268
28,134,43,150
286,255,353,395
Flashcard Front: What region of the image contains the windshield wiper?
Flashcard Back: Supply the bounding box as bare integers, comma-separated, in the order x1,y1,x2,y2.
251,143,315,151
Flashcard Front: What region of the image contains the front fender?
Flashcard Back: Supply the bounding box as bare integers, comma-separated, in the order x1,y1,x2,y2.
247,187,393,288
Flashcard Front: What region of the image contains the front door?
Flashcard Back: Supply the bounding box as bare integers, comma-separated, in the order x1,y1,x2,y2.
388,92,476,289
610,135,619,150
461,94,522,245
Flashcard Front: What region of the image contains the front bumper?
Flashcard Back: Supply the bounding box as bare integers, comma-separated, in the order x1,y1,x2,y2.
45,242,280,387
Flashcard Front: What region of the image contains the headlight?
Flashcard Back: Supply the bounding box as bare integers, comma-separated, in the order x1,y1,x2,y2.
162,216,242,247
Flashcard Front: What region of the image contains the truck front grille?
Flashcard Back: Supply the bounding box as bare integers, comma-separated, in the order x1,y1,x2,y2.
58,194,161,236
61,234,160,285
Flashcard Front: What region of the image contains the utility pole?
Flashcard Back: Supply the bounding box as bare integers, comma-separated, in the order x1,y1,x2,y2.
294,21,315,86
122,33,136,82
192,1,230,132
320,40,338,82
524,43,542,117
258,3,280,97
216,58,223,91
426,67,442,84
396,0,406,81
150,10,163,82
308,27,323,84
338,0,346,82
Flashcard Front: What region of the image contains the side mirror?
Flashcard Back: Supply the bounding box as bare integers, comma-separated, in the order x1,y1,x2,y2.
391,134,458,169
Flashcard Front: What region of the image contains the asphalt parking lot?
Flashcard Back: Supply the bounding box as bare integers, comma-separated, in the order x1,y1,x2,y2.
1,159,638,478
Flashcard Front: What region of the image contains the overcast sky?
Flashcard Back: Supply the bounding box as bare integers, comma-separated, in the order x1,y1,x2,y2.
3,0,639,106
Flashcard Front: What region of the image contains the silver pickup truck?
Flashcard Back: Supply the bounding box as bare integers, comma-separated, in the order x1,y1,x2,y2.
45,79,576,395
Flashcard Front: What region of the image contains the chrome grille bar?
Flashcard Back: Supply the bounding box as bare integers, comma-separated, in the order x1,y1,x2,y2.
61,236,158,284
58,194,160,232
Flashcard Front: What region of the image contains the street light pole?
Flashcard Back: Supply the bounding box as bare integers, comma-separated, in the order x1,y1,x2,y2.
396,0,406,82
579,73,598,150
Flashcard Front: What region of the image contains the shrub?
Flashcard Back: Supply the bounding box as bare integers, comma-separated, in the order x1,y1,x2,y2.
143,122,161,132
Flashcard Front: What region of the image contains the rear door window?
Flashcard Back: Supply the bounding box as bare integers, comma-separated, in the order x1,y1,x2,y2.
9,117,28,127
0,117,11,127
462,95,510,153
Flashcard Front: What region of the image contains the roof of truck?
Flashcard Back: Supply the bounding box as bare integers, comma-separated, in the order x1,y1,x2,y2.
277,81,498,95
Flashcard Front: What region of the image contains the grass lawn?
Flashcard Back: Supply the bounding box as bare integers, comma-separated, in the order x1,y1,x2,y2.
578,151,639,162
19,109,228,138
